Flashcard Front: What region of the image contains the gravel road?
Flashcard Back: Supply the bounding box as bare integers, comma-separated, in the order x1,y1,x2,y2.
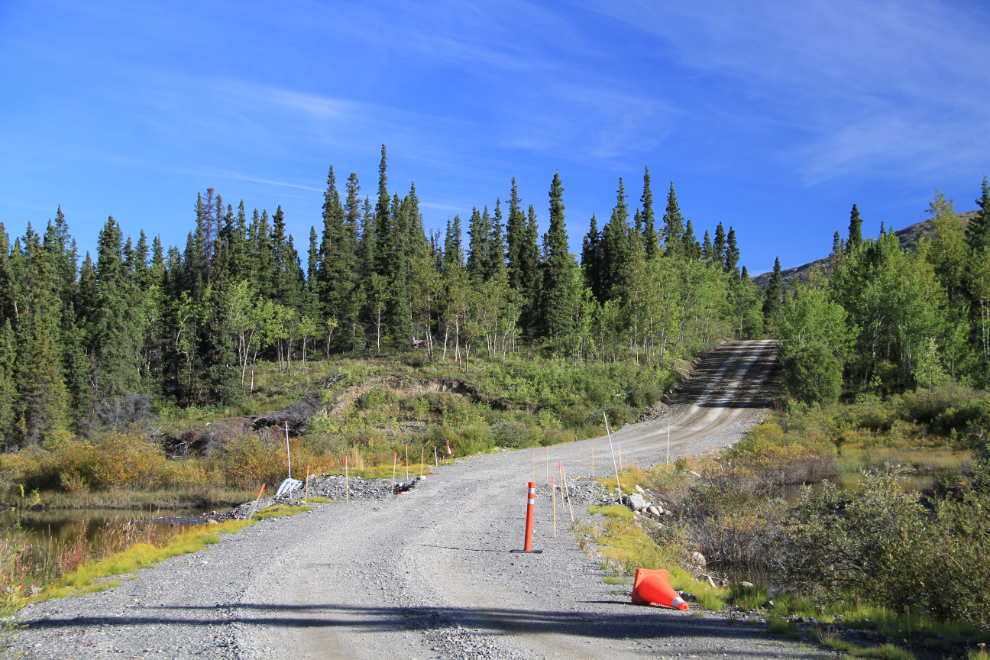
14,340,825,660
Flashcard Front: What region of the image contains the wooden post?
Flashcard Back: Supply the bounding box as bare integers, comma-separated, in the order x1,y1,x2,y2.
405,444,409,480
391,452,397,495
603,413,622,495
284,422,292,479
421,446,424,477
304,464,310,500
552,476,557,538
344,456,349,503
561,463,575,524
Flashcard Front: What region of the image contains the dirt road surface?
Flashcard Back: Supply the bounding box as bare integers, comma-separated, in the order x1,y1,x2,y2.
16,339,820,660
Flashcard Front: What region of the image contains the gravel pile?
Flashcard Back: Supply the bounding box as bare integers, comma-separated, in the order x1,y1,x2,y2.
229,475,420,519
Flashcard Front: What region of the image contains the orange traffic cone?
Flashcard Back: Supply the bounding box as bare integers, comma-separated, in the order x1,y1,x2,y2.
631,568,689,610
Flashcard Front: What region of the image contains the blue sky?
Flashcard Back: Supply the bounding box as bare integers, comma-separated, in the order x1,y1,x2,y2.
2,0,988,274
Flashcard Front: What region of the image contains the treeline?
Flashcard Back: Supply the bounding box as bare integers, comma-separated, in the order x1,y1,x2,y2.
770,179,990,402
0,145,763,449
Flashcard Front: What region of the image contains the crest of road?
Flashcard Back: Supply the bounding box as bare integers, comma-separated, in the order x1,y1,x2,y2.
16,339,824,659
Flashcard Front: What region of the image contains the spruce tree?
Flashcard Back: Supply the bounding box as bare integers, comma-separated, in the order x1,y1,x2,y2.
712,223,727,266
519,205,542,337
17,231,69,445
641,167,657,258
682,219,701,260
319,166,359,351
506,178,526,291
466,207,489,284
487,199,506,281
540,172,574,339
966,176,990,254
600,178,632,300
581,215,602,301
763,257,783,321
847,204,863,251
200,219,240,405
252,209,275,300
702,230,713,264
444,216,464,269
91,216,144,407
661,182,685,257
0,320,15,445
725,226,740,277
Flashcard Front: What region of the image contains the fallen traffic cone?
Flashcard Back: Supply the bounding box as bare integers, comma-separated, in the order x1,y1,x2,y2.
631,568,689,610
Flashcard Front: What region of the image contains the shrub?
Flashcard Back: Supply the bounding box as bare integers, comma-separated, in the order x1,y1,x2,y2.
489,420,530,448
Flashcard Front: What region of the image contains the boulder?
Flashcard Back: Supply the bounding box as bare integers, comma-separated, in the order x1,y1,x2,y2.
688,551,707,568
699,573,717,588
647,505,661,518
737,581,755,589
634,485,645,495
626,493,649,511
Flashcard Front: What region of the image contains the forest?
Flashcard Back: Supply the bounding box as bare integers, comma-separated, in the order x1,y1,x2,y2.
0,145,766,449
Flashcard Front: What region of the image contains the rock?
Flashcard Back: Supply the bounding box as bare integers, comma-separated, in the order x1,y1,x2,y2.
687,470,702,478
626,493,649,511
634,485,645,495
699,573,717,588
737,581,755,589
664,509,674,517
647,505,661,519
764,600,775,609
688,552,707,568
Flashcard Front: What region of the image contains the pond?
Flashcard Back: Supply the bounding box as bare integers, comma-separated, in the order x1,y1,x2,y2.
1,507,227,549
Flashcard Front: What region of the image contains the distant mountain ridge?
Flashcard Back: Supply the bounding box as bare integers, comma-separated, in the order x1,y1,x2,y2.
752,210,979,291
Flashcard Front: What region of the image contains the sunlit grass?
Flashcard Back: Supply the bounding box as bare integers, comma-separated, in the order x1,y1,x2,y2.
819,634,915,660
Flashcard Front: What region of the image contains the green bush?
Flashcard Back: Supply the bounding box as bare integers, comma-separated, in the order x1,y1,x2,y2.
782,344,842,405
489,420,531,448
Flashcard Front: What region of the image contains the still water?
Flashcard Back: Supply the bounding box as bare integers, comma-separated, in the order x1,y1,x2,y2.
2,507,222,549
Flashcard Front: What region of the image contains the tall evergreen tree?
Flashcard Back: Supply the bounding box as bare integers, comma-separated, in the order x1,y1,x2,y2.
600,178,632,300
487,199,506,281
199,219,240,405
466,207,490,284
847,204,863,251
90,216,144,407
16,232,69,446
661,182,685,257
712,223,727,266
581,215,603,301
701,230,713,264
318,166,359,351
540,172,574,339
725,226,740,277
520,205,542,336
966,176,990,254
641,167,657,258
444,216,464,269
682,219,701,260
763,257,783,322
506,178,526,291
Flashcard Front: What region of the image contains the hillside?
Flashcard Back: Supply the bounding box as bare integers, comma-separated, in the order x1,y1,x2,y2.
752,210,978,290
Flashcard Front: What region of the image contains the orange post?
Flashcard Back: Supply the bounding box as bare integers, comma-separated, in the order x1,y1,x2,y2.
523,481,536,551
256,483,266,500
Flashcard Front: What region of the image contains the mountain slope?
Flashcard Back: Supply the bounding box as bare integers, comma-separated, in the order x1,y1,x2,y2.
752,210,978,290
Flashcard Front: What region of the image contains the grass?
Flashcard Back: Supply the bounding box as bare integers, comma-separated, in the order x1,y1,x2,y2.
304,496,331,503
819,634,915,660
251,505,312,520
584,504,726,611
31,518,253,608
